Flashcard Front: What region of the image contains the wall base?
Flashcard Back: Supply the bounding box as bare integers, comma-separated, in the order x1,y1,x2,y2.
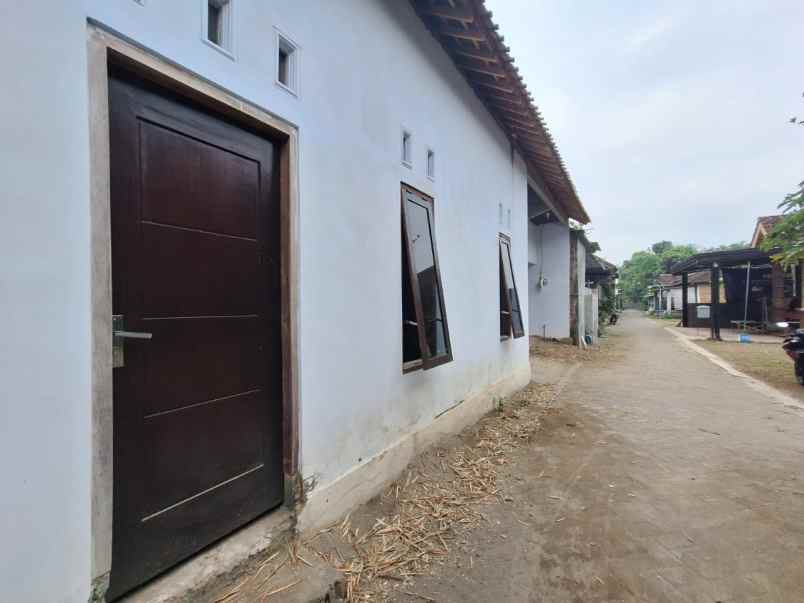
297,364,531,534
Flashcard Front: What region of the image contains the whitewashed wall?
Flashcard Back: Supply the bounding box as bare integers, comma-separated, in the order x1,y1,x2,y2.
527,222,570,339
0,2,531,601
574,236,588,345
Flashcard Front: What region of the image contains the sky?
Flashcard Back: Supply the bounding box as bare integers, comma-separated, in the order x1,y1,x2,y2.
485,0,804,264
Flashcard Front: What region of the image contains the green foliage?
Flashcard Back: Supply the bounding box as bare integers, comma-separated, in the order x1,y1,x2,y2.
651,241,673,255
598,282,616,326
761,181,804,269
619,251,662,305
658,244,696,272
618,242,697,305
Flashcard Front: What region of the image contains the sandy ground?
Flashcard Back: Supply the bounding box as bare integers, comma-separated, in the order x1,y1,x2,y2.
698,339,804,402
207,311,804,602
308,310,804,603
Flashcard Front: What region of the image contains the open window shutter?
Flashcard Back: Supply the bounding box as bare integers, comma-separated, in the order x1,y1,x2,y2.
499,238,525,339
401,186,453,370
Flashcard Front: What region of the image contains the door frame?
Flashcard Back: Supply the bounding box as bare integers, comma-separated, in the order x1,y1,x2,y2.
87,22,300,593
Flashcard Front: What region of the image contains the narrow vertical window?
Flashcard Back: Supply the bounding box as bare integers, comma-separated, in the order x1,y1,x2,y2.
401,184,452,371
275,31,299,94
499,235,524,339
426,149,435,180
208,2,223,44
204,0,233,55
402,131,412,167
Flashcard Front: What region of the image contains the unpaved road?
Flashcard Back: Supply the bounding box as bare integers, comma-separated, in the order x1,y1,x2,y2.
391,311,804,602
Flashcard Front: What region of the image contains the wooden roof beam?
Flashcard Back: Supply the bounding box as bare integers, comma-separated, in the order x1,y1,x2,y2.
456,59,507,78
437,22,487,42
415,2,475,23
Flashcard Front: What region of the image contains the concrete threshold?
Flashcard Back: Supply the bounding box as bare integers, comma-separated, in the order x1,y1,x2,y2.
121,507,297,603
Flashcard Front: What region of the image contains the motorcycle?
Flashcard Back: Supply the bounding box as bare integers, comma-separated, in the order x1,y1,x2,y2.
782,329,804,386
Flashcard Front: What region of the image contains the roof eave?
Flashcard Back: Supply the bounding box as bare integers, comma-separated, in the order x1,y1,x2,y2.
410,0,590,224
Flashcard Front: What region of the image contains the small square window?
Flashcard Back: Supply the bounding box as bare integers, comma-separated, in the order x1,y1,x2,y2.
402,130,412,167
203,0,233,57
275,31,299,95
426,149,435,180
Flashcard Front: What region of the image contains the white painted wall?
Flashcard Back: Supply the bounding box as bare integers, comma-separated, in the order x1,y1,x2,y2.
584,287,599,343
669,286,685,310
527,222,570,339
0,2,531,600
574,236,588,345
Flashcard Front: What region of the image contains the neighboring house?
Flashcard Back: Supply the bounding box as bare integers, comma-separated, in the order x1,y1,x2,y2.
648,274,680,315
584,254,618,342
0,2,591,602
649,271,714,315
751,216,803,323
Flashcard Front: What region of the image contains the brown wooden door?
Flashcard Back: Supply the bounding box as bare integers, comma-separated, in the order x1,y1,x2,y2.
107,68,283,599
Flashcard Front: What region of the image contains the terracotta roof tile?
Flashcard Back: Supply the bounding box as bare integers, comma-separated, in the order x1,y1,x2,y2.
411,0,590,224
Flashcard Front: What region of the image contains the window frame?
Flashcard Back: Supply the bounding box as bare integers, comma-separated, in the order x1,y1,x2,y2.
201,0,235,60
401,129,413,168
401,183,453,372
499,234,525,340
274,28,300,96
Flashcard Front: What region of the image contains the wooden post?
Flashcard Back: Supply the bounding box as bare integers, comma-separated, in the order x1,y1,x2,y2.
681,272,689,327
710,263,721,340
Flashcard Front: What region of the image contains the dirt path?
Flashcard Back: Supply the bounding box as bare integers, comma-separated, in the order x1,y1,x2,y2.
307,310,804,603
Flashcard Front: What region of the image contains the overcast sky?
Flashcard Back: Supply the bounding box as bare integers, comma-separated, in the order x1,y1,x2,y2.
485,0,804,264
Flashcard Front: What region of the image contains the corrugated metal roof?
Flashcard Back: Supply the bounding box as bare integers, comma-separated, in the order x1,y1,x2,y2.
411,0,590,224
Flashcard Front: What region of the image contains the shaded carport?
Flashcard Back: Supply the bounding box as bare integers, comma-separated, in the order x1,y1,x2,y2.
671,248,772,340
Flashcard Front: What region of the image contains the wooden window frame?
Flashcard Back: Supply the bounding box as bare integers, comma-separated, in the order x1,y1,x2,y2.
499,234,525,340
401,183,453,372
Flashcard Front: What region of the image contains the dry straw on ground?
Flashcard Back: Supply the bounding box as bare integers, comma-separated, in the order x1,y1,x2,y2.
308,382,558,601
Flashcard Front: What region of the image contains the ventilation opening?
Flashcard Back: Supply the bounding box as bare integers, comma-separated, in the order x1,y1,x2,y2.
402,131,412,166
205,0,232,53
276,32,299,94
426,149,435,180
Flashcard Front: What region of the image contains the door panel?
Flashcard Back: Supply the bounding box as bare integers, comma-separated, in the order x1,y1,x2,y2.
108,68,283,599
140,222,260,317
140,120,260,239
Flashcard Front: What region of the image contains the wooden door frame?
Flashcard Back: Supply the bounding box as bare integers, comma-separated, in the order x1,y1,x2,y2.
87,22,300,592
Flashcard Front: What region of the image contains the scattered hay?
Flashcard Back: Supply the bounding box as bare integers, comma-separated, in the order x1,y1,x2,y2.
530,333,624,365
309,382,559,601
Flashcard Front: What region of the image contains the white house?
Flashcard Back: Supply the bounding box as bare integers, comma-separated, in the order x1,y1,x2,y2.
0,1,590,601
526,187,590,342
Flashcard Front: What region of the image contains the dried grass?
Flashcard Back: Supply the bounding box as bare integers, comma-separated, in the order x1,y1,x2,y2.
309,382,558,601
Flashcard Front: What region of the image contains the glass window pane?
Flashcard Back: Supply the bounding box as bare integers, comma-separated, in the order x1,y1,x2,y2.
501,239,524,337
405,196,448,358
402,238,422,363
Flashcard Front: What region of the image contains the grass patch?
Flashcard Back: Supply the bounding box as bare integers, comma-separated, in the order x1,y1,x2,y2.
698,340,804,402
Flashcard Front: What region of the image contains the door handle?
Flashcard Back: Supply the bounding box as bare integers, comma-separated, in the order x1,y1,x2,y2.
113,330,153,339
113,315,152,368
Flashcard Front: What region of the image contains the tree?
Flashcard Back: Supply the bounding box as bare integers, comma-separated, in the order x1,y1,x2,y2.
659,244,696,272
619,251,662,305
618,242,697,306
761,181,804,269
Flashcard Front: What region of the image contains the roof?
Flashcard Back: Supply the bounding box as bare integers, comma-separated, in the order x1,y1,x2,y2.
411,0,590,224
587,254,617,274
656,274,678,287
688,270,711,285
751,215,783,247
671,248,772,274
